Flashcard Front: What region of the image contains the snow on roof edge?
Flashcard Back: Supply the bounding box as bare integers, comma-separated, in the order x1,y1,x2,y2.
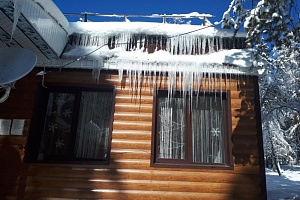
38,48,267,76
32,0,69,32
69,22,247,38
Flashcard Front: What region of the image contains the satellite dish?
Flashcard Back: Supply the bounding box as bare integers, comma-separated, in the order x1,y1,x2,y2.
0,47,37,85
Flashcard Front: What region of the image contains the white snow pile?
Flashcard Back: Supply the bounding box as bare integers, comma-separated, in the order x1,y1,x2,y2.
69,21,247,38
266,165,300,200
64,46,254,68
31,0,69,31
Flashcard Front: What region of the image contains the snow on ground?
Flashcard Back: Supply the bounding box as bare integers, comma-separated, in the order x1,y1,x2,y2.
266,165,300,200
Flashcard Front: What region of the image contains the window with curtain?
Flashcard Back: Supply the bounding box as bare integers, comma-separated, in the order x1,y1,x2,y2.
151,90,233,169
26,85,115,165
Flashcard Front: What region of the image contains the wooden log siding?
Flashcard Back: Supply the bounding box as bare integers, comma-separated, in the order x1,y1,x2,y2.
0,69,265,200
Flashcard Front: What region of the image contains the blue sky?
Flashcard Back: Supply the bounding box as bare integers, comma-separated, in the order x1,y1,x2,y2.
52,0,242,26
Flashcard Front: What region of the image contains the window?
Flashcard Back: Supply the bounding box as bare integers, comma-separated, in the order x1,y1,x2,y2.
151,90,233,169
0,119,26,136
26,85,115,165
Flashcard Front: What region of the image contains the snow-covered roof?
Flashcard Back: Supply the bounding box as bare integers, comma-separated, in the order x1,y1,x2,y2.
31,0,69,32
69,22,247,38
54,22,266,75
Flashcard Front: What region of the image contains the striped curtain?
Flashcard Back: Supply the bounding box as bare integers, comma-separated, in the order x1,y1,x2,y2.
75,92,112,159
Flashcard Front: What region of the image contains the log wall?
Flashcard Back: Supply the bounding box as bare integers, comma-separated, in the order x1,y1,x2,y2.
0,69,266,199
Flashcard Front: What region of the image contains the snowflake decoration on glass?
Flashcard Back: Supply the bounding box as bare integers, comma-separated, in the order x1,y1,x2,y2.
48,123,57,133
211,128,221,137
62,109,72,117
55,95,65,106
55,139,64,148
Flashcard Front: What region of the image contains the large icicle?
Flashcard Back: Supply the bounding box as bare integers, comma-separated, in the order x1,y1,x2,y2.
11,0,24,41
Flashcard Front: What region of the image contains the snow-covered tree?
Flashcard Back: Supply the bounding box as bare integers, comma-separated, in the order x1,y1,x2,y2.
222,0,300,172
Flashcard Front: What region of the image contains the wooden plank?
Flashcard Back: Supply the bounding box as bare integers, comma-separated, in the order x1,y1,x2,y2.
115,95,153,104
231,116,256,127
0,136,27,145
112,130,152,140
111,149,151,159
232,135,258,145
111,139,151,150
230,99,255,109
24,177,260,195
116,87,154,96
113,121,152,131
234,155,259,165
115,103,153,113
24,186,259,200
232,125,257,136
21,166,259,183
23,163,260,179
114,112,152,122
231,109,256,117
21,187,230,200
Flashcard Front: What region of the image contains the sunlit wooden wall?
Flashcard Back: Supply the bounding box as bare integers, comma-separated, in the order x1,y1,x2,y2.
0,69,266,200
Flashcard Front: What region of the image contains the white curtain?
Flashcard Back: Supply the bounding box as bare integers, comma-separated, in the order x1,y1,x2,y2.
157,95,225,163
158,97,185,159
75,92,112,159
192,95,225,163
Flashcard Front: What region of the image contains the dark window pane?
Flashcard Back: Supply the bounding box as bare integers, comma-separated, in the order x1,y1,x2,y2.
75,92,113,159
158,97,185,159
191,95,225,163
41,93,75,158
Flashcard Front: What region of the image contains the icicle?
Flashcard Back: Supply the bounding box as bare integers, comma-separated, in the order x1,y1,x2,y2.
137,69,142,94
219,72,222,97
229,69,232,94
127,67,132,89
214,69,217,100
208,38,214,54
141,36,145,51
202,38,207,54
219,37,223,51
92,60,102,83
208,71,211,93
158,65,162,91
133,67,137,92
153,63,157,92
11,0,24,41
168,70,176,99
189,71,194,107
203,71,206,96
118,65,124,82
177,37,182,55
178,69,182,93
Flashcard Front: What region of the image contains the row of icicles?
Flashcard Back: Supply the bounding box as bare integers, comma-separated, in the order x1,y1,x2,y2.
69,32,246,55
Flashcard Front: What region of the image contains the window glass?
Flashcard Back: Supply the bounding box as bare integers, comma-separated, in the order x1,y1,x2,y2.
152,91,232,169
158,97,185,159
27,85,115,164
191,95,225,163
75,91,113,159
41,93,75,159
11,119,25,136
0,119,11,135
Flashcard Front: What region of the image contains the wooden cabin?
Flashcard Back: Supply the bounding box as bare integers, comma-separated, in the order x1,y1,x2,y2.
0,1,267,199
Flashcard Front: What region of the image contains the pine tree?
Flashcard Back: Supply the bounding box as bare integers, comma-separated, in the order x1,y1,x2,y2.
222,0,300,172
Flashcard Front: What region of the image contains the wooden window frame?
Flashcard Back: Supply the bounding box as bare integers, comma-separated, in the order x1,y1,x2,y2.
25,84,116,165
151,89,233,170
